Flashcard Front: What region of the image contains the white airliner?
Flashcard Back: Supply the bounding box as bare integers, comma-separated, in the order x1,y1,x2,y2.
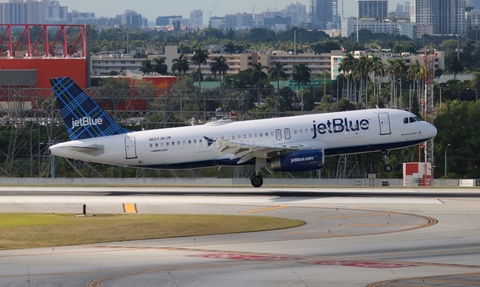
49,77,437,187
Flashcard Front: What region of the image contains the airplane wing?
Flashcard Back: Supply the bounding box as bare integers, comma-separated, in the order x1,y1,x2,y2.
215,139,313,164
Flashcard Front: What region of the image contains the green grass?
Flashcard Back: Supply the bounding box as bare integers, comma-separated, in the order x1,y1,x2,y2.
0,213,305,250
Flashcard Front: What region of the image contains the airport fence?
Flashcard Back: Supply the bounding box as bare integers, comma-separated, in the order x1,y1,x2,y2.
0,177,478,187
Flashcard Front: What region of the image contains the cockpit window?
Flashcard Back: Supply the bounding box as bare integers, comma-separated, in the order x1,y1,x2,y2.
404,116,423,124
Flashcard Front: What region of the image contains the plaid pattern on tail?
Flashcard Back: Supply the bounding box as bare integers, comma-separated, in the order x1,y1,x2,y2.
50,77,128,140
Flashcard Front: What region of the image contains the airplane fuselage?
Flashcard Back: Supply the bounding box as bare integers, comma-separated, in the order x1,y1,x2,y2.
50,109,437,170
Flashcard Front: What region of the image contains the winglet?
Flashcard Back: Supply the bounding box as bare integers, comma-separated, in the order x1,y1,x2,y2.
50,77,128,140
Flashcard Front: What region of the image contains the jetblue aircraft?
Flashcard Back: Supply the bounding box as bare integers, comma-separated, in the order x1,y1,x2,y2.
49,77,437,187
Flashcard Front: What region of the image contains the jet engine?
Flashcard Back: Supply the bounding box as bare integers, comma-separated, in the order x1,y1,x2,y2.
270,149,324,172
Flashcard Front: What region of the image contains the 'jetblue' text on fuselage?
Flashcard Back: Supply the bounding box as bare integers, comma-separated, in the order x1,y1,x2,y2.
312,118,369,139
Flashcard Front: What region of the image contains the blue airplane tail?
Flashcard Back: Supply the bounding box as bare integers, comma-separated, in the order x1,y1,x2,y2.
50,77,129,140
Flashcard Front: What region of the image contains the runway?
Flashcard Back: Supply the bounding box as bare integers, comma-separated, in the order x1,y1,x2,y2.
1,187,480,286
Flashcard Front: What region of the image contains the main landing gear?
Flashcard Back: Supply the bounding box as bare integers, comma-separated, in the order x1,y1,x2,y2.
250,157,267,188
250,173,263,188
382,149,393,172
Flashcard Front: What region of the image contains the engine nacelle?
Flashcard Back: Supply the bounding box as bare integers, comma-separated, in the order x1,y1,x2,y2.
270,149,324,172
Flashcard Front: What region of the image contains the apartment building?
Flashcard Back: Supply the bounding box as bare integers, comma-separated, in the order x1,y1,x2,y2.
410,0,466,35
357,0,388,19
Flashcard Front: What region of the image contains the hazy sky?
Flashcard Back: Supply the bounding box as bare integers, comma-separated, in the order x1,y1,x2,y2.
60,0,407,23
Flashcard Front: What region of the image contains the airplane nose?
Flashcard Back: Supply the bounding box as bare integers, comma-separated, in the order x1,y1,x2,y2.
426,123,437,139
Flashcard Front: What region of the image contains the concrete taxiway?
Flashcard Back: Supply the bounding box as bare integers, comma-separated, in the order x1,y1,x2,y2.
0,187,480,286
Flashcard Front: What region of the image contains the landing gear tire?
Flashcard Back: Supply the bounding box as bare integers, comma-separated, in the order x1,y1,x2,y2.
384,164,393,173
250,175,263,188
381,150,392,173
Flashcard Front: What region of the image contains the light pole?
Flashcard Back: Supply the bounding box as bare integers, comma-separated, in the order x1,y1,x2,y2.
444,144,451,177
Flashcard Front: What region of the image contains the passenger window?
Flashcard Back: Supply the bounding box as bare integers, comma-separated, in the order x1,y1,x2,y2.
199,139,202,143
172,142,175,146
194,139,197,144
161,143,164,147
177,141,180,145
150,144,153,148
232,136,236,140
259,133,263,137
183,140,186,144
166,142,170,146
188,140,191,144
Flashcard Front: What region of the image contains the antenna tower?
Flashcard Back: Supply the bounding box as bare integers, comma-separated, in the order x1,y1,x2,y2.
422,43,435,181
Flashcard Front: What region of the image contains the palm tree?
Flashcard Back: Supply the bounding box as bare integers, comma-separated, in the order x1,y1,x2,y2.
152,57,168,75
292,63,311,112
387,58,407,108
210,56,229,81
171,53,189,75
469,72,480,102
140,59,153,75
192,47,209,121
448,57,464,80
269,62,287,92
250,63,268,105
192,47,209,80
338,53,358,102
250,62,268,86
355,55,370,106
407,60,424,109
370,55,385,106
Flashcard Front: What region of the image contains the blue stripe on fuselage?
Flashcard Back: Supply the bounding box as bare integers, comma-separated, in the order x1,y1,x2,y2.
130,139,427,170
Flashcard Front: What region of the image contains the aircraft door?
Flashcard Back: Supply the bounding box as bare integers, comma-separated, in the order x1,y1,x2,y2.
378,113,391,135
125,137,137,159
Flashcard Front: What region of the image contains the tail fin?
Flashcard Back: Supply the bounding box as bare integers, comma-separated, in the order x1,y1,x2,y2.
50,77,128,140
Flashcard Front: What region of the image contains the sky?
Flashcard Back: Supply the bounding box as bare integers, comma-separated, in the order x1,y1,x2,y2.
59,0,407,24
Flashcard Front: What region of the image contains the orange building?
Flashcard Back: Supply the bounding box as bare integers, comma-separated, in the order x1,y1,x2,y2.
0,58,87,89
0,24,88,89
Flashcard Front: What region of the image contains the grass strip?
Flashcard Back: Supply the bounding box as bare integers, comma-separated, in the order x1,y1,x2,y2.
0,213,305,250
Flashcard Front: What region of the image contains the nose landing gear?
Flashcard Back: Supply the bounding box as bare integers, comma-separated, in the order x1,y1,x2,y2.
382,150,392,172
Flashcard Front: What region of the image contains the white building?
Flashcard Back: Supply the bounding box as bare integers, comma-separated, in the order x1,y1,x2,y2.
395,2,410,18
224,13,253,30
0,0,67,24
209,16,225,29
466,9,480,28
284,2,307,27
341,17,398,38
190,9,203,28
